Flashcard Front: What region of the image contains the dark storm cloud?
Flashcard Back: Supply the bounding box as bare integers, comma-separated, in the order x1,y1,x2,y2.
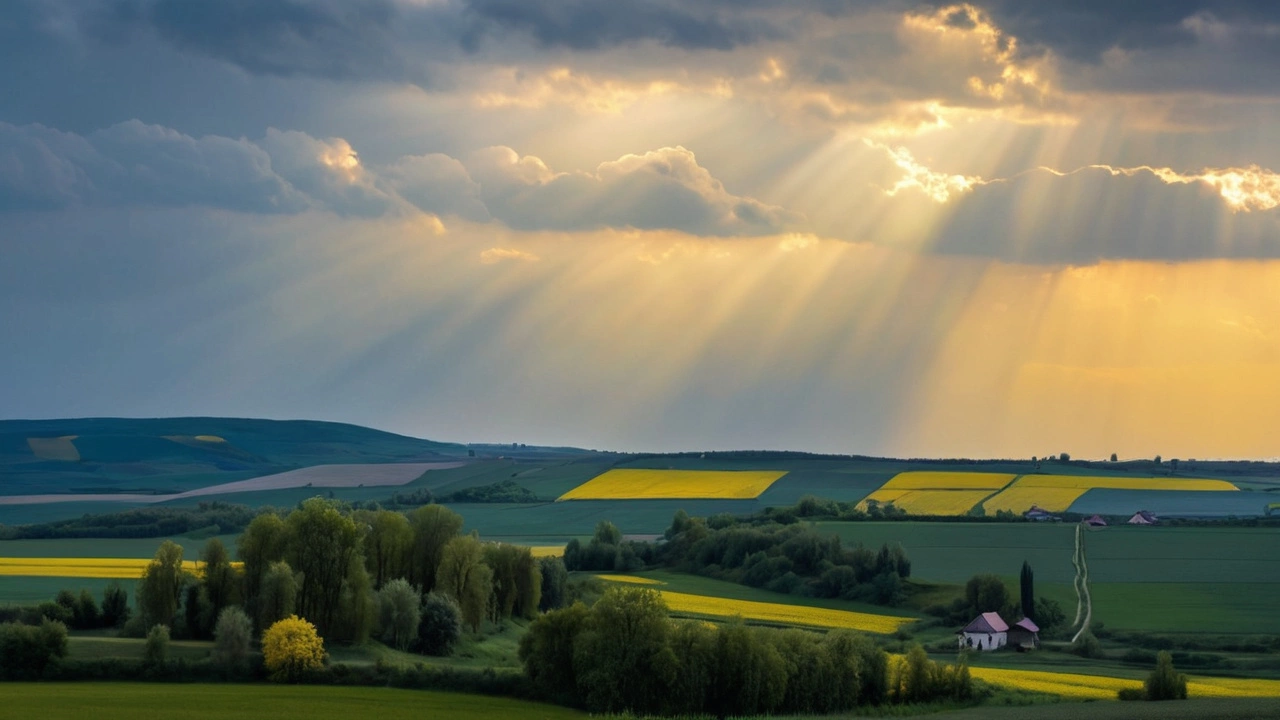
976,0,1280,60
460,0,775,51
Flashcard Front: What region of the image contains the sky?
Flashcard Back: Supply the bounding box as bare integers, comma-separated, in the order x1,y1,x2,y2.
4,1,1280,459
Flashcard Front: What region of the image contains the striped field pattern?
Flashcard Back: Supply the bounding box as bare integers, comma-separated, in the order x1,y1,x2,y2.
983,475,1238,514
558,469,787,500
877,472,1016,490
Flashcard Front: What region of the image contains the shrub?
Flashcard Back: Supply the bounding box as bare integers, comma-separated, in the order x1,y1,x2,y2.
417,592,462,656
1145,650,1188,701
0,619,68,679
262,615,326,682
144,624,171,667
1070,630,1104,659
212,606,254,669
1118,687,1147,701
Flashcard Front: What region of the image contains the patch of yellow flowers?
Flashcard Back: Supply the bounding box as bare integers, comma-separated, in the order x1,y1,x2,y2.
971,666,1280,699
0,557,241,579
558,469,786,501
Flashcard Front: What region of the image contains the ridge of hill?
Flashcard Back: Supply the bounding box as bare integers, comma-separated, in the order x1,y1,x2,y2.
0,417,472,497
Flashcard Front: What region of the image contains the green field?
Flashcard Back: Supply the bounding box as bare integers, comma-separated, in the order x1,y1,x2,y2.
923,698,1280,720
0,684,585,720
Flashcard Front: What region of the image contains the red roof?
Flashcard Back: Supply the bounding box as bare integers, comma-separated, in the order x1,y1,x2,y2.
1015,618,1039,633
960,612,1009,634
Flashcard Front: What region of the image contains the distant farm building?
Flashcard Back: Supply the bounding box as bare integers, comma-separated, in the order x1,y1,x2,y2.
1084,515,1107,527
958,612,1008,651
1008,618,1040,649
1024,505,1057,522
1127,510,1158,525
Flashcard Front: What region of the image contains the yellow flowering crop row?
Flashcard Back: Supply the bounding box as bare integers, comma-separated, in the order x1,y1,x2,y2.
981,486,1091,514
0,557,241,579
658,590,911,634
528,546,564,558
558,469,787,501
859,489,993,516
595,574,664,585
879,472,1016,490
970,667,1138,700
982,474,1238,514
971,666,1280,699
1014,475,1237,492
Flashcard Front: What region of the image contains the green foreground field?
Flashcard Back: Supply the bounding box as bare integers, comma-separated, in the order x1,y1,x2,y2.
0,684,585,720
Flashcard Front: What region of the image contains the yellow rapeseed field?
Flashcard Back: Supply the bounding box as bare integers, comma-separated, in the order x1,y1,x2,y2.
557,469,787,501
879,472,1016,490
658,590,911,634
859,489,992,516
971,667,1280,699
528,546,564,558
595,574,664,585
0,558,240,579
982,474,1238,514
970,667,1138,700
194,435,227,443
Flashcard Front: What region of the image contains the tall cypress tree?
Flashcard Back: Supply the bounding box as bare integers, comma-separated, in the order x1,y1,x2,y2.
1020,561,1035,620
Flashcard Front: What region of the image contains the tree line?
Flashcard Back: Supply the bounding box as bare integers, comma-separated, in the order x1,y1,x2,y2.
565,511,912,606
520,586,973,716
0,502,257,540
126,498,569,656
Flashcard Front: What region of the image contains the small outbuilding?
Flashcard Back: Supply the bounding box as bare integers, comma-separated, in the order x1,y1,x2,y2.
1008,617,1040,649
957,612,1008,651
1084,515,1107,527
1127,510,1158,525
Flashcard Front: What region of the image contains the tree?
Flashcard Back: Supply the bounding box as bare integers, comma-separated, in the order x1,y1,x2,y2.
1145,651,1188,701
436,534,493,632
184,583,206,639
237,512,288,617
519,602,591,702
538,557,569,611
262,615,326,682
360,509,412,589
1110,453,1118,463
964,574,1011,615
593,520,622,546
483,544,542,621
75,589,100,629
1059,453,1070,462
1034,597,1067,635
258,560,298,631
201,538,238,631
573,587,677,714
286,498,361,637
417,592,462,656
407,505,464,593
212,606,253,670
137,540,188,628
377,578,421,651
144,624,171,667
101,581,130,628
1019,561,1035,621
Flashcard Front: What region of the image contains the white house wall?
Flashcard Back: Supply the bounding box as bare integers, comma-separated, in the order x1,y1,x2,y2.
958,631,1007,651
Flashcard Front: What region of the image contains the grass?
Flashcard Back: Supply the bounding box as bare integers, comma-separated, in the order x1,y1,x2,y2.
558,469,787,501
331,620,529,670
0,684,586,719
68,634,215,662
0,535,240,559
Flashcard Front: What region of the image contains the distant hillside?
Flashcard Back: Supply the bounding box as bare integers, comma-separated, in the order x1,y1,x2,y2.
0,417,469,496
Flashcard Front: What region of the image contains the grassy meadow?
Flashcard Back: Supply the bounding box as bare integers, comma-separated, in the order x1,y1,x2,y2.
0,684,586,720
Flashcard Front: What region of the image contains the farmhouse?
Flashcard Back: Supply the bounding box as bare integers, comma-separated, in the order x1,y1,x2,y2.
1127,510,1158,525
1024,505,1057,522
957,612,1008,651
1084,515,1107,527
1008,618,1040,649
